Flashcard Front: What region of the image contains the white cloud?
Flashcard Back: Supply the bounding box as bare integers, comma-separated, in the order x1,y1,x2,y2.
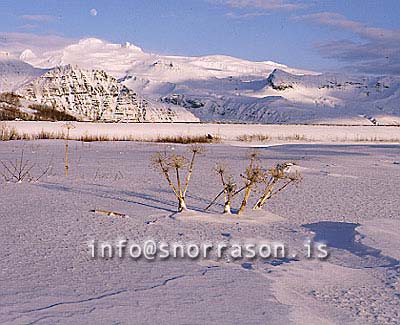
215,0,311,11
225,11,270,19
16,24,38,31
294,12,400,41
19,15,56,22
0,32,75,56
293,12,400,74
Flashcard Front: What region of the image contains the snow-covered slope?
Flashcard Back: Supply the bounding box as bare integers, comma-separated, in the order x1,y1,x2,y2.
17,65,198,122
160,69,400,124
14,38,400,124
262,69,400,120
21,38,312,81
0,52,46,92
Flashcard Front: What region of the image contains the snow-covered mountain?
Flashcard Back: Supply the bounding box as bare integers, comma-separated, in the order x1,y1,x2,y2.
159,69,400,124
0,52,46,92
16,65,198,122
21,38,313,80
4,38,400,124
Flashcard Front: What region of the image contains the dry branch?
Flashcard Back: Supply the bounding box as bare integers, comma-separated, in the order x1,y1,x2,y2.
253,162,302,210
151,145,204,212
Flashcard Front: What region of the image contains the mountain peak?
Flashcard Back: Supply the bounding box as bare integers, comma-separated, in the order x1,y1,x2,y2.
123,41,143,52
262,61,288,69
74,38,143,53
20,49,37,61
77,38,105,46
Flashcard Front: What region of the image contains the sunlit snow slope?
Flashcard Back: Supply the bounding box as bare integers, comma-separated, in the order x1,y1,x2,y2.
0,52,46,92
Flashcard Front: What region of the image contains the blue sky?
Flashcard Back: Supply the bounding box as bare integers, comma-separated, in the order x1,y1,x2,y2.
0,0,399,74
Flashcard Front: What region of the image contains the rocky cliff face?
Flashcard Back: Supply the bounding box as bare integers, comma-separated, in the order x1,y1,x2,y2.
18,65,198,122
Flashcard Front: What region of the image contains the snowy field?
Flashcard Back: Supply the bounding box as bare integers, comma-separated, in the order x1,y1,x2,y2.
0,140,399,324
4,121,400,144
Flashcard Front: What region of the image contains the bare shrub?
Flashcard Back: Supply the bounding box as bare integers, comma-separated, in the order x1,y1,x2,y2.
30,103,77,121
253,162,302,210
93,169,124,182
205,163,237,214
0,94,77,121
0,130,222,143
0,150,52,183
82,134,220,143
206,151,263,215
237,151,264,215
0,123,19,140
154,134,220,144
151,145,204,212
0,93,26,120
207,152,302,215
277,134,307,141
0,107,31,121
63,122,75,177
237,134,270,142
37,130,65,139
351,135,400,143
79,134,110,142
0,92,21,106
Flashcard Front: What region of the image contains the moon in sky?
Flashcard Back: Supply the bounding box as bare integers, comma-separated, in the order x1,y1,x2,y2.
90,8,98,17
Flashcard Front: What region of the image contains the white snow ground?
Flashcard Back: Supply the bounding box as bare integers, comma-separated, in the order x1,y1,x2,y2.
0,141,399,324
